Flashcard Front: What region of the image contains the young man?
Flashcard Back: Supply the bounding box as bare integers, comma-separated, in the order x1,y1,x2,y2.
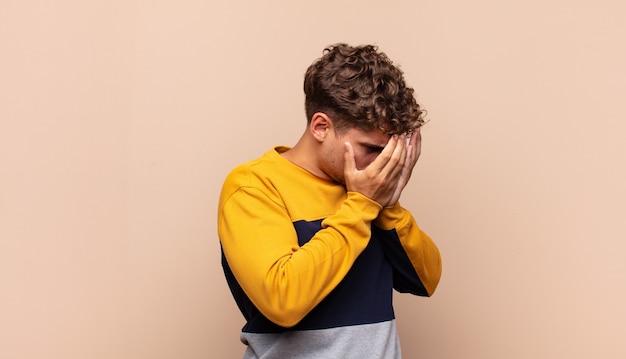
218,43,442,358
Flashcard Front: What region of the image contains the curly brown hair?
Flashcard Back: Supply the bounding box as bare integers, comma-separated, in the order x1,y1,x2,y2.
304,43,425,135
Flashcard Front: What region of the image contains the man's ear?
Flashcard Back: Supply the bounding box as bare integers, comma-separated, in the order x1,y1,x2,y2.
309,112,333,143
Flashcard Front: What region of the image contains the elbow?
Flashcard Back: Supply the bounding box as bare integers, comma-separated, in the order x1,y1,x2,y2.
423,256,443,296
254,279,313,328
258,301,310,328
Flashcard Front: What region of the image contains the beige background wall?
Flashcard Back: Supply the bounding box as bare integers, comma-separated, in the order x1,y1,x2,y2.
1,1,625,358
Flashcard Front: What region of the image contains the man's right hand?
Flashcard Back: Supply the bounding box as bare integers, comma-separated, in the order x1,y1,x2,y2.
343,134,407,207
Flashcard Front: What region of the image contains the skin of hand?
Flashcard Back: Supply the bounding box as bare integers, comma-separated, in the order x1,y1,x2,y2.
343,134,408,207
388,128,421,205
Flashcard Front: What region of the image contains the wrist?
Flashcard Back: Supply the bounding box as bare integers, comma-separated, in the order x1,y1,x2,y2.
374,202,407,229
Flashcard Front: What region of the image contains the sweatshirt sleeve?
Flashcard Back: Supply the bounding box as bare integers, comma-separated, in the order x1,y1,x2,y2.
219,186,381,328
374,202,442,296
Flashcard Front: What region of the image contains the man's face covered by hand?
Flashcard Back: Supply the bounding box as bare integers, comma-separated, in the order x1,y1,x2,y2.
318,127,391,184
319,123,421,207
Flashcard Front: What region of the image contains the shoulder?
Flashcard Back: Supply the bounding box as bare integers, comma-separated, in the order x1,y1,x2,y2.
224,147,288,186
219,147,295,203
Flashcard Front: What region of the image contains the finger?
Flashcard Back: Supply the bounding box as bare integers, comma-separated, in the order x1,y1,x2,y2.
408,128,421,165
343,141,357,175
414,127,421,152
397,134,409,172
366,135,399,174
401,129,421,182
382,134,407,179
